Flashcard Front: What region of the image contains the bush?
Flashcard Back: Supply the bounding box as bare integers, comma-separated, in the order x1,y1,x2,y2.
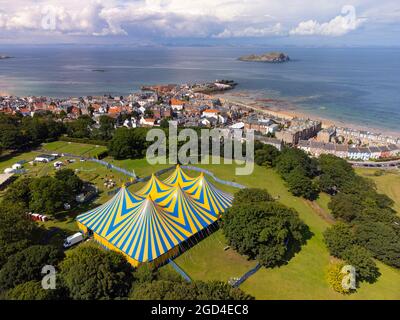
326,261,353,294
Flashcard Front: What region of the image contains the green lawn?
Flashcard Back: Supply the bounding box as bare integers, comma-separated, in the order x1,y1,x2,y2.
42,141,107,158
168,162,400,300
356,168,400,215
2,147,400,299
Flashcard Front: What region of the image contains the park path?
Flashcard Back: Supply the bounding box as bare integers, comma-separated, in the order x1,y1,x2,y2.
304,199,336,225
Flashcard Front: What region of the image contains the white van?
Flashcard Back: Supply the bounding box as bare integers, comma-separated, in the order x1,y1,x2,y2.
63,232,84,248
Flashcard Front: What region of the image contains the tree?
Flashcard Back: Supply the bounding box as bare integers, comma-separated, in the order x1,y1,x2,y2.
341,245,380,283
3,177,32,208
159,118,170,128
222,201,308,267
328,193,364,222
0,245,64,290
130,280,195,300
54,169,83,195
130,280,253,300
354,220,400,268
59,245,133,300
66,115,94,138
232,188,273,206
286,167,319,200
276,147,318,179
194,281,254,300
98,115,116,140
323,223,356,258
254,144,280,167
0,203,42,268
22,117,49,145
318,154,355,194
108,127,150,160
29,176,71,215
0,123,27,150
6,281,61,300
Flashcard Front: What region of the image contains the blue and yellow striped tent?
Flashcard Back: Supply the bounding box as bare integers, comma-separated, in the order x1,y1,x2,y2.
76,166,233,267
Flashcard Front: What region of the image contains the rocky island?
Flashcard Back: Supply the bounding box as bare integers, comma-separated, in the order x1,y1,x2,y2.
239,52,290,63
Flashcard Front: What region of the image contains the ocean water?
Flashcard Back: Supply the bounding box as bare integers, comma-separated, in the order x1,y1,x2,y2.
0,46,399,132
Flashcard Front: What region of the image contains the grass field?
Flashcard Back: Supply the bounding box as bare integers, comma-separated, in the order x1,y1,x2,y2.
2,144,400,299
356,168,400,215
42,141,108,158
169,162,400,300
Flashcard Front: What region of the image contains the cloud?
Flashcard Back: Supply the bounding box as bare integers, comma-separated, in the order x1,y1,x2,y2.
213,23,283,38
289,5,365,36
0,1,109,35
0,1,398,43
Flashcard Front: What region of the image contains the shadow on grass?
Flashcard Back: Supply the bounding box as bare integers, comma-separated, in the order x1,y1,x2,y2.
280,225,314,267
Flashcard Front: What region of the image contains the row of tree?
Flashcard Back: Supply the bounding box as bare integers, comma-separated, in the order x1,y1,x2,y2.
255,144,399,287
1,239,253,300
255,144,320,200
0,113,65,152
320,156,400,275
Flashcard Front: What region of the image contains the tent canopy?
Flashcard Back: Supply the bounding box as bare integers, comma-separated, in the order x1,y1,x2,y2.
76,166,233,265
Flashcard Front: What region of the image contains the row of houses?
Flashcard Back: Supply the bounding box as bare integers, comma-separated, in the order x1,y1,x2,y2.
297,140,400,160
275,119,322,145
336,127,400,146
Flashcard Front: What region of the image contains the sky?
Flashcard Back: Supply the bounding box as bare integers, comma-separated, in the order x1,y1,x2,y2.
0,0,399,46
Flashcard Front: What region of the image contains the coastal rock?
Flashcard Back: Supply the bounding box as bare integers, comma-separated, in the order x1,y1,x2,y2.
239,52,290,63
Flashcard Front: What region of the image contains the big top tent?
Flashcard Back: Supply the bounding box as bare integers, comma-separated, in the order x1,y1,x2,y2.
76,165,233,267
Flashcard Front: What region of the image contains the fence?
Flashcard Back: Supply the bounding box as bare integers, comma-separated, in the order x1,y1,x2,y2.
168,259,192,282
231,263,261,288
90,158,136,178
106,166,176,196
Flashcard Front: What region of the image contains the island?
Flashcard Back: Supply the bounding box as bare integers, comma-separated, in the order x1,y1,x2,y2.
238,52,290,63
0,55,13,60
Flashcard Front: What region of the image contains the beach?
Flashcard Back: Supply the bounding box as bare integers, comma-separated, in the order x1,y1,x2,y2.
213,90,400,138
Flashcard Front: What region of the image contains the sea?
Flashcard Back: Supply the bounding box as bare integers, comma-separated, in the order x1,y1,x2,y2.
0,45,399,133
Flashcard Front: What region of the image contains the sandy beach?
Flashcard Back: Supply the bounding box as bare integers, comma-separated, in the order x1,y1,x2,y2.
213,90,400,138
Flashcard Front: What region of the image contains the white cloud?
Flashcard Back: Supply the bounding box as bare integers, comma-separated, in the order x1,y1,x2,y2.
213,23,283,38
0,1,398,42
289,5,365,36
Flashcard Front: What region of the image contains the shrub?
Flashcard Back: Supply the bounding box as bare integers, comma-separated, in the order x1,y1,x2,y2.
326,261,353,294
